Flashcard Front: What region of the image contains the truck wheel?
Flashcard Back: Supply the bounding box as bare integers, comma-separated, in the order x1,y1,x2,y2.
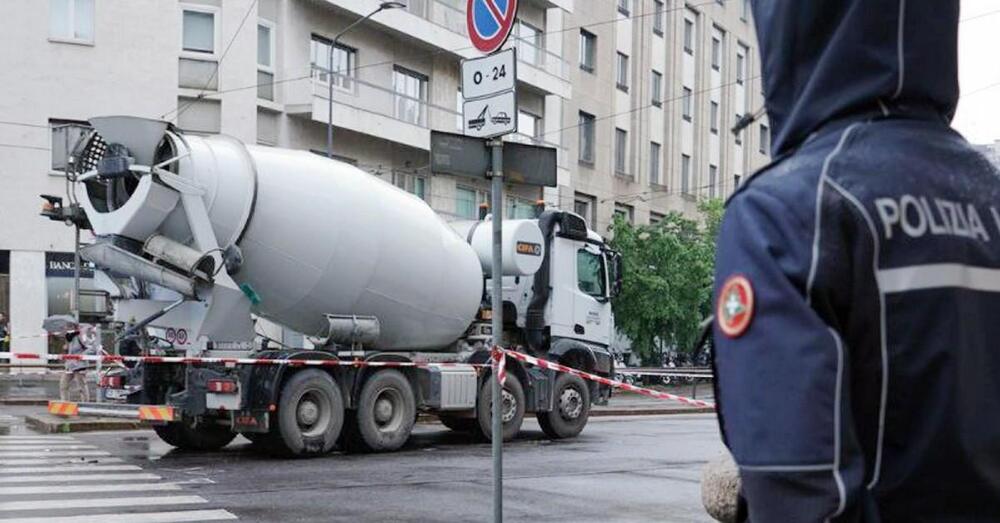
476,375,525,442
438,415,477,433
348,370,416,452
271,369,344,457
153,419,236,451
537,373,590,439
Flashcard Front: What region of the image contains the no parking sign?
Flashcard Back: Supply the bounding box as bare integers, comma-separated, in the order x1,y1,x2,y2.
466,0,518,54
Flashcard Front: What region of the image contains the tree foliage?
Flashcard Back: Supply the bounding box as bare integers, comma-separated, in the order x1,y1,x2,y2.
609,199,724,365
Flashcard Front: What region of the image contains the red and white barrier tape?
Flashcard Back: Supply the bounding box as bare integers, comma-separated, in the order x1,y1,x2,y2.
501,349,716,409
0,349,715,409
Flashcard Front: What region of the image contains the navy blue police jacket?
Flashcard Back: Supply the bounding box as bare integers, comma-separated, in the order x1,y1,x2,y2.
713,1,1000,521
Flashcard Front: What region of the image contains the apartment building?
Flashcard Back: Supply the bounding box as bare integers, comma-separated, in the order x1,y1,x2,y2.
563,0,769,232
0,0,767,363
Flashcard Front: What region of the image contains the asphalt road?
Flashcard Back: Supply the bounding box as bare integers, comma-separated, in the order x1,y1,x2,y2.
0,414,725,522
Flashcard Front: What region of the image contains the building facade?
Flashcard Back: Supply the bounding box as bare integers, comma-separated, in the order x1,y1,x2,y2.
0,0,768,366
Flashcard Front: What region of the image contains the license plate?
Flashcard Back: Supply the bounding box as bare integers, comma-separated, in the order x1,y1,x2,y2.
104,389,129,400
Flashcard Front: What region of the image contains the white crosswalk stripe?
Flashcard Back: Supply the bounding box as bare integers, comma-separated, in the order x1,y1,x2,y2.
0,434,238,522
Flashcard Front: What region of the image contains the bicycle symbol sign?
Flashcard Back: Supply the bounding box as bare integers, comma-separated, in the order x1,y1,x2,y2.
466,0,519,54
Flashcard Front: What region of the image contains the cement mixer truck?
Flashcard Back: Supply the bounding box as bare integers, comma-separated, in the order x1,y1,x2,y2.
43,116,622,457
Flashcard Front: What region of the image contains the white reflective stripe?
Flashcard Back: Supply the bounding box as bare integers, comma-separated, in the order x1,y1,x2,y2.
0,495,206,512
0,445,97,451
0,509,237,523
0,473,160,484
0,450,110,457
877,263,1000,293
0,464,142,474
0,458,124,466
0,482,179,495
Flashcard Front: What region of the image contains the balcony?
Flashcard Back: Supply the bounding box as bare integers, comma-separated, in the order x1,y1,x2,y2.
286,67,461,150
322,0,570,97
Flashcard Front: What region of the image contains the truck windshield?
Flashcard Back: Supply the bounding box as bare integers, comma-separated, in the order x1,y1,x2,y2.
577,248,607,299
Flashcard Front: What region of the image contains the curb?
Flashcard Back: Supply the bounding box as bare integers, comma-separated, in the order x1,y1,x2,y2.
592,407,715,417
24,414,149,434
0,398,49,406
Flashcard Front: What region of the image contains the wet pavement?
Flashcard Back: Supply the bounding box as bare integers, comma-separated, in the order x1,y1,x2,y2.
0,410,724,522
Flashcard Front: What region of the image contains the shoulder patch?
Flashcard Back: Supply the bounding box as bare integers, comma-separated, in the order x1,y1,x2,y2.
717,275,755,338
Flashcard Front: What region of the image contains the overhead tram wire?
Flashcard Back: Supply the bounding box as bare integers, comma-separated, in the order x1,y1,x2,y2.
165,0,260,121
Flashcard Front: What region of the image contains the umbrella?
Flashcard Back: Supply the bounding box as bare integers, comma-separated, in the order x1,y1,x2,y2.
42,314,78,334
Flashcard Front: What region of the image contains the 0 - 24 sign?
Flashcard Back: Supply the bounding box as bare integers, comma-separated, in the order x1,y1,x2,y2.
461,48,515,100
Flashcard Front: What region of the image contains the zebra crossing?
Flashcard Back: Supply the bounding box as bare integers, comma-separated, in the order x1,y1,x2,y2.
0,435,237,522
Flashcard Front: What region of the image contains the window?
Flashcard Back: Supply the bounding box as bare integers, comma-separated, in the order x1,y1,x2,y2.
710,101,719,134
617,0,630,16
578,112,596,163
711,37,721,70
614,203,634,224
734,174,742,189
616,52,629,91
394,172,428,201
742,0,750,21
650,211,666,225
574,193,597,229
50,0,94,43
50,119,91,174
507,197,536,219
649,142,662,186
682,87,693,122
515,21,542,66
257,21,275,101
653,0,665,35
734,114,743,144
182,8,216,54
579,30,596,72
681,154,692,194
311,36,357,91
577,248,607,299
759,124,770,154
393,66,428,125
518,110,540,141
683,18,694,54
456,187,489,219
736,52,745,84
651,70,663,106
709,165,718,198
615,128,628,174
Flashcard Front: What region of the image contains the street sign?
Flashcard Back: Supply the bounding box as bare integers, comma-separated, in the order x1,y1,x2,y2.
462,49,516,100
431,131,557,187
466,0,519,54
463,91,517,138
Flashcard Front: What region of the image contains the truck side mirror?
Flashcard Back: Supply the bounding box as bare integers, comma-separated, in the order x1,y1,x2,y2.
607,251,623,299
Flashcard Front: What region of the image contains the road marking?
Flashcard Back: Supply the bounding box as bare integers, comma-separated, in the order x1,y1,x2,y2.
0,457,124,466
0,495,208,512
0,473,161,484
0,464,142,474
0,508,238,523
0,436,75,440
0,445,98,451
0,482,181,495
0,450,110,457
0,438,82,443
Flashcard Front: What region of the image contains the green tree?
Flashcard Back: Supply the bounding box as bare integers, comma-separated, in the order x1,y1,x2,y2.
609,199,724,365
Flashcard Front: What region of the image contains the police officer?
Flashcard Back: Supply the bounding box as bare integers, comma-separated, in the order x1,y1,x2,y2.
713,1,1000,520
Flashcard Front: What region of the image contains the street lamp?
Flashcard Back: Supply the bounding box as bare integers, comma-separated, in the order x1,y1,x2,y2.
327,2,406,159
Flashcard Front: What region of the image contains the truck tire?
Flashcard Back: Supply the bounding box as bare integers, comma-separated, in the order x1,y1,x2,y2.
476,375,525,442
344,370,416,452
438,414,477,433
537,373,590,439
153,418,236,451
270,369,344,457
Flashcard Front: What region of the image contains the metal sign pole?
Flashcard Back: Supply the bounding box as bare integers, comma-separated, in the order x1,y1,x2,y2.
489,136,504,523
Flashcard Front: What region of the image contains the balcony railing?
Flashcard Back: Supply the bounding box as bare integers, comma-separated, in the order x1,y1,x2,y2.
311,66,459,130
403,0,567,79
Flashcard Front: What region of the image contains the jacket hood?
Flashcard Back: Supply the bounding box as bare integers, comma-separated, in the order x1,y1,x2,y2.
752,0,960,156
